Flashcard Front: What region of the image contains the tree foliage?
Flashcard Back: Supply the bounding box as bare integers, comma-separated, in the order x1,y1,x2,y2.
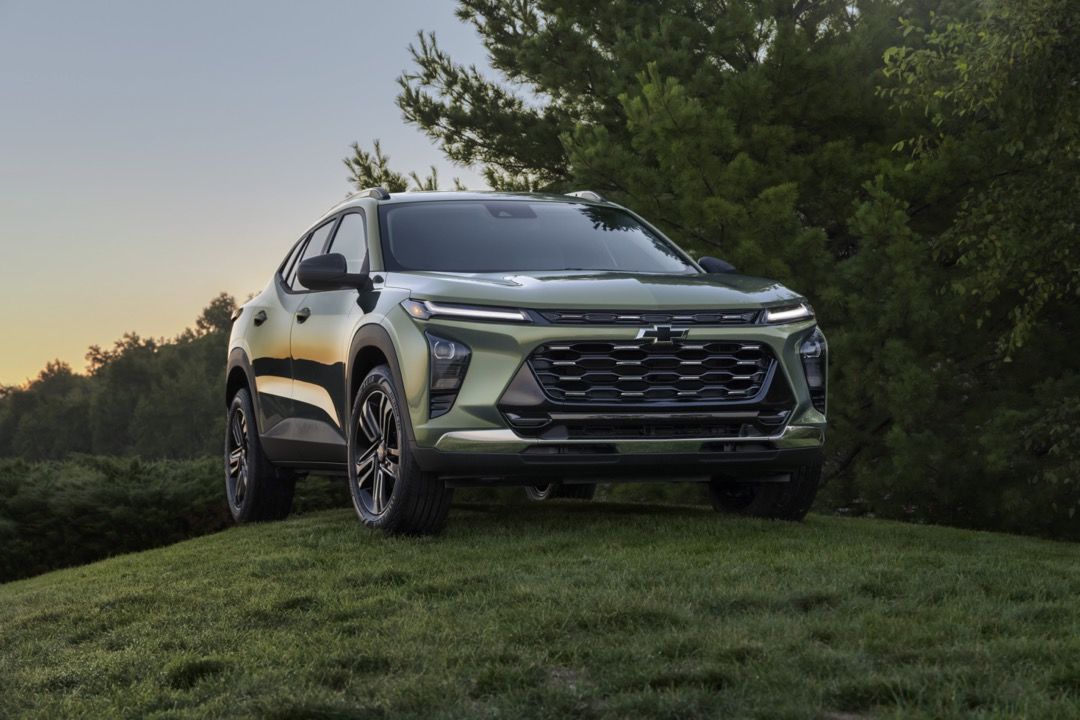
1,1,1076,540
343,0,1079,537
885,0,1079,352
0,295,240,460
881,0,1080,528
344,138,464,193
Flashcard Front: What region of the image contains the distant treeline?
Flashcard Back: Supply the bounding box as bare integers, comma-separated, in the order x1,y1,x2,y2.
0,294,236,460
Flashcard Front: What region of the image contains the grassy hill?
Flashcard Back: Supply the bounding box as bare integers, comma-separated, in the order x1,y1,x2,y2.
2,502,1079,719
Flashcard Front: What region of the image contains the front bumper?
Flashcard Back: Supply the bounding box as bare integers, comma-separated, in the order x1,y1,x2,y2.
389,309,826,481
414,424,823,480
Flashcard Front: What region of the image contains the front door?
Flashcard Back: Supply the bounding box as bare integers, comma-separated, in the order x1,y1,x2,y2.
287,211,369,465
253,219,337,462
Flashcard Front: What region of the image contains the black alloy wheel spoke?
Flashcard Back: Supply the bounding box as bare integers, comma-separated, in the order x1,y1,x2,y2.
356,443,378,490
360,394,382,443
371,468,386,513
228,408,249,509
354,389,400,517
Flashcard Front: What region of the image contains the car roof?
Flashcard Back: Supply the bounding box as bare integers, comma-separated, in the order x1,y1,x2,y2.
316,190,612,229
380,190,606,205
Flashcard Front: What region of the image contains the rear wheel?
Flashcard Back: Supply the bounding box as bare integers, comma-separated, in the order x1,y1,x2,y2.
524,483,596,501
348,365,453,535
224,388,295,522
524,484,555,501
708,460,822,521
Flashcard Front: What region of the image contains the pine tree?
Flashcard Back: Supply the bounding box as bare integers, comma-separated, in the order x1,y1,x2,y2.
342,0,1080,536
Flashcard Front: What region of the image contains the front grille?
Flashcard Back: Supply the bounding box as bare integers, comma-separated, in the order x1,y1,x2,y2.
539,309,759,325
528,340,773,404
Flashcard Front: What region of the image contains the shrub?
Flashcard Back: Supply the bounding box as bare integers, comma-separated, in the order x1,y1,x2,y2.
0,457,348,583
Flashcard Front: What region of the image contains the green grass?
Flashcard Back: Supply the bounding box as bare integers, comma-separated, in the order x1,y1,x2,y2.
2,501,1080,719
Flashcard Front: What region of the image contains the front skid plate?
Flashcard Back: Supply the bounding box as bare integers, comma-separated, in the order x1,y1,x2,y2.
431,424,823,454
413,445,823,480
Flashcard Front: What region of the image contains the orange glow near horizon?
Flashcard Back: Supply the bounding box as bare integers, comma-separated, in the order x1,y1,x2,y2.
0,1,487,386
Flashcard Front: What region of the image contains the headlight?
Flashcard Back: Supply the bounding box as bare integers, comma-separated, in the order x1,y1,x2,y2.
799,327,827,414
402,299,530,323
425,332,471,418
763,303,814,324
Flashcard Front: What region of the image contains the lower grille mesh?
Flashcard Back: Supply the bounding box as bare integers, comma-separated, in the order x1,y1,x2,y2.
528,340,773,403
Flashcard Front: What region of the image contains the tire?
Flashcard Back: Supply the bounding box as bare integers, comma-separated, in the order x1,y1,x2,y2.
524,482,596,501
224,388,295,522
348,365,453,535
708,460,822,521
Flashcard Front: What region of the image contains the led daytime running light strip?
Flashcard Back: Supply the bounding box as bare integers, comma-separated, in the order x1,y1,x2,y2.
403,299,529,322
764,304,813,323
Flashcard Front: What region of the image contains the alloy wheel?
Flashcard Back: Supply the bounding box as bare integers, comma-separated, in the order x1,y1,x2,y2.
226,407,249,511
525,484,555,501
354,389,401,516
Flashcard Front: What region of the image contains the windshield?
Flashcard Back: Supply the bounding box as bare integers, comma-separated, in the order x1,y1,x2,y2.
378,200,697,274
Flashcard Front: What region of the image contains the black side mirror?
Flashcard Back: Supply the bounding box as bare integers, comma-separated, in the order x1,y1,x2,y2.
297,253,372,291
698,256,737,274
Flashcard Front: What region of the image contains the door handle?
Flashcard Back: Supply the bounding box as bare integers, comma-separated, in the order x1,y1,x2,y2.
253,310,267,327
296,307,311,323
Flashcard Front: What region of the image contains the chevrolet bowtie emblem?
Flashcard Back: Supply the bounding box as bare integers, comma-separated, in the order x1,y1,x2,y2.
636,324,689,345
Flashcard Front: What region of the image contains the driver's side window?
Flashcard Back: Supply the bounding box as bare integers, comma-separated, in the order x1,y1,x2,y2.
326,212,367,273
286,220,336,292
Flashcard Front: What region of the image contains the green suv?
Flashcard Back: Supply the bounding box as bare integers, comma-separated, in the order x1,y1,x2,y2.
224,189,826,534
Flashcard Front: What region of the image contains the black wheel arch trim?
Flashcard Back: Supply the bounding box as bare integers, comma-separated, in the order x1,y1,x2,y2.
347,323,418,447
226,348,264,432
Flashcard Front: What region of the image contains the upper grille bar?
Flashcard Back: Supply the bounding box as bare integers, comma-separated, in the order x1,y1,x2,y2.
538,309,759,325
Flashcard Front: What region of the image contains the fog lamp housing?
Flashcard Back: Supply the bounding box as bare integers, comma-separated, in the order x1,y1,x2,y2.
799,327,827,414
426,332,471,418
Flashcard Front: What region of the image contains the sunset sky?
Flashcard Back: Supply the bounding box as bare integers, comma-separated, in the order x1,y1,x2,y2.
0,0,488,385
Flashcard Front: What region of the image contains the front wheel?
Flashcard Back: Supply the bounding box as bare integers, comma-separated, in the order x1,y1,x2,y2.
348,365,453,535
708,460,822,521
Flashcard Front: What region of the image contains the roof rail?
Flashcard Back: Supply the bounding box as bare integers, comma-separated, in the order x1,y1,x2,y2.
566,190,606,203
348,186,391,201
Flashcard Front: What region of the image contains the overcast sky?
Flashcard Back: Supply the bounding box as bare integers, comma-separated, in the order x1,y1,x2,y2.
0,0,490,384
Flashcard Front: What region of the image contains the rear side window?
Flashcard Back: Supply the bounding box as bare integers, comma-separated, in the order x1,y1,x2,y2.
279,238,305,281
327,212,367,273
283,239,309,289
288,220,336,291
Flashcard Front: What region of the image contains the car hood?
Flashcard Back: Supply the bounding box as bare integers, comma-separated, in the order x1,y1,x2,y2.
388,271,804,310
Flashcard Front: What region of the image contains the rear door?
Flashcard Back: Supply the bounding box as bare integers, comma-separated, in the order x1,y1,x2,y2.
244,236,308,437
287,210,370,464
